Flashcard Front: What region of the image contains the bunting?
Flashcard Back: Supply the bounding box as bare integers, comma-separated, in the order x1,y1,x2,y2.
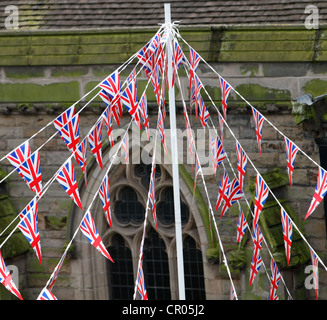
76,137,88,186
215,171,230,211
102,105,114,147
219,76,232,121
157,107,169,158
0,250,22,300
56,159,82,210
188,47,201,95
281,208,293,266
236,141,247,192
47,250,67,292
249,225,263,286
99,89,121,127
310,248,319,300
211,135,226,176
220,178,244,218
305,167,327,220
99,176,112,229
136,248,148,300
88,119,104,170
198,95,210,128
37,287,58,300
149,154,157,230
253,174,269,228
53,106,75,133
284,137,299,189
236,208,248,243
252,107,264,155
139,92,150,142
80,210,114,263
268,259,281,300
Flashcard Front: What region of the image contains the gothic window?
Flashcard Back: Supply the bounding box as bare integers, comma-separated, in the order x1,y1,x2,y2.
114,186,145,224
107,234,134,300
157,187,190,225
143,229,171,299
183,236,206,300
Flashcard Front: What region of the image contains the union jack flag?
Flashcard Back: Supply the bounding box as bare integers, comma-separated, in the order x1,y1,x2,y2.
58,114,80,162
56,159,82,210
193,74,203,118
198,95,210,128
102,105,114,147
18,199,41,265
136,251,148,300
53,106,75,133
281,208,293,266
139,92,150,142
252,107,265,155
157,107,168,158
137,43,153,78
121,79,141,129
37,287,58,300
236,141,247,192
310,248,319,300
19,151,43,196
218,113,224,149
211,135,226,175
216,171,230,210
252,224,263,259
220,178,244,218
99,89,121,127
305,167,327,220
6,141,31,182
80,210,114,262
284,137,299,189
249,252,263,287
76,137,87,186
99,71,122,118
151,63,161,107
268,259,281,300
253,174,269,228
219,76,232,120
237,208,248,242
171,38,184,87
230,285,236,300
0,250,22,300
188,47,201,94
48,250,67,292
122,132,129,177
193,156,201,195
149,155,157,229
99,176,112,229
88,119,103,170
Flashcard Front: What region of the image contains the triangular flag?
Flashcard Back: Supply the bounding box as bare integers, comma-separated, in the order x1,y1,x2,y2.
252,107,264,155
99,176,112,229
37,287,58,300
281,208,293,266
88,119,104,170
284,137,299,189
253,174,269,228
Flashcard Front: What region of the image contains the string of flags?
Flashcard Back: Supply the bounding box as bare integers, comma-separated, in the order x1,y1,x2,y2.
0,21,325,301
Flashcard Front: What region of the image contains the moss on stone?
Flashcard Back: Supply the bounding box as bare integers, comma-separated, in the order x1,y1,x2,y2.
303,79,327,97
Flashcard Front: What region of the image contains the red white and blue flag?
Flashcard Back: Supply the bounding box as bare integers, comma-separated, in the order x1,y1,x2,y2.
76,137,88,186
305,167,327,220
158,107,168,158
102,105,114,147
237,208,248,243
99,176,112,229
198,95,209,128
249,225,263,287
236,141,247,192
211,135,226,176
139,92,150,142
19,151,43,196
6,141,31,182
216,171,230,210
56,159,82,210
252,107,265,155
220,178,244,218
249,252,263,287
188,47,201,94
37,287,58,300
0,251,23,300
253,224,263,259
281,208,293,265
284,137,299,189
80,210,114,262
171,38,184,87
53,106,75,133
193,74,203,118
219,76,232,121
18,199,42,265
310,248,319,300
136,250,148,300
151,64,161,107
193,156,201,195
268,259,281,300
121,79,142,129
48,250,67,292
99,71,122,119
88,119,104,170
137,42,154,78
99,89,121,127
253,174,269,228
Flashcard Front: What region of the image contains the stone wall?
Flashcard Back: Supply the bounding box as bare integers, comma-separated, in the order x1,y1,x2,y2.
0,26,327,300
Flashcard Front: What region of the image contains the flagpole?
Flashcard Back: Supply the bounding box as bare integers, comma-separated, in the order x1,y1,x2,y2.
165,3,186,300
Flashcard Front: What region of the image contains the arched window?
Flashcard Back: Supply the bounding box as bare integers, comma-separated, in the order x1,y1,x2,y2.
183,236,206,300
143,229,171,299
114,187,145,224
157,187,190,225
107,234,134,300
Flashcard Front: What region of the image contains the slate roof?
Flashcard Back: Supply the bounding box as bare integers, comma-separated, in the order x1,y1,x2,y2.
0,0,326,30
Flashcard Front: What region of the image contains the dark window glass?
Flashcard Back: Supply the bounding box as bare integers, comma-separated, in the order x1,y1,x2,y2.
157,188,190,225
143,229,171,299
107,234,134,300
134,163,161,186
114,187,145,224
183,236,206,300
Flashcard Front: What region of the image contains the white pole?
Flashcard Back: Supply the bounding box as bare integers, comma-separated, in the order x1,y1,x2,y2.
164,3,186,300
